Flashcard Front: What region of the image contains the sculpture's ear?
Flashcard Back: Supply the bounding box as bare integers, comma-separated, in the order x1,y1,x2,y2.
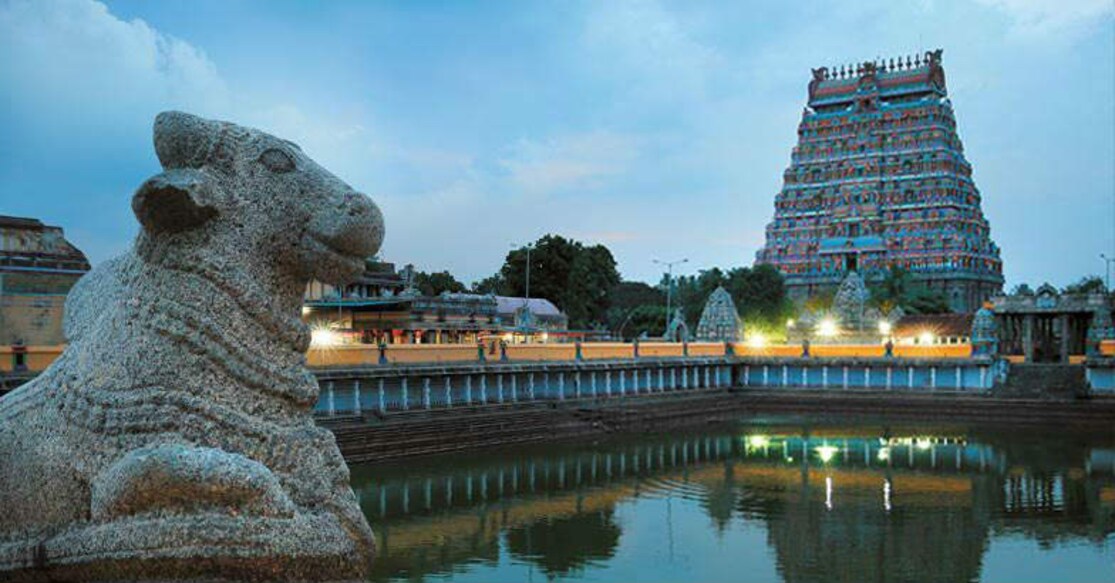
132,169,219,234
154,110,221,169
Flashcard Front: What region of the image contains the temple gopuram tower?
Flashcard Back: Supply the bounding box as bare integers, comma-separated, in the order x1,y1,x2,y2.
756,50,1002,313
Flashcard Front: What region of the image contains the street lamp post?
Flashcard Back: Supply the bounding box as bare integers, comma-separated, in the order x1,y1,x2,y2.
511,242,533,299
653,257,688,334
1102,254,1115,293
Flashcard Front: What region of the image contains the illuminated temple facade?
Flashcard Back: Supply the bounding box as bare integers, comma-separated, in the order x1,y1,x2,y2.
756,50,1002,313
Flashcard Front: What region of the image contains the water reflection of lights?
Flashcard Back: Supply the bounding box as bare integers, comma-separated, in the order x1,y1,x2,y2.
746,435,771,449
815,445,839,464
877,447,891,462
883,479,892,512
915,438,933,451
825,476,833,511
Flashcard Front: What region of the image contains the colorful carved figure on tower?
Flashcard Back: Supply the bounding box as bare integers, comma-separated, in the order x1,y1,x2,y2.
0,112,381,581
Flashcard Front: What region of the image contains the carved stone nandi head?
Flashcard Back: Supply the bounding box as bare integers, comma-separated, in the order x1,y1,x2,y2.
0,112,379,581
138,110,381,292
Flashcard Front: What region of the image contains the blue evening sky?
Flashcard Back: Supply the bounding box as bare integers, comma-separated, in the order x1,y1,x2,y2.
1,0,1112,288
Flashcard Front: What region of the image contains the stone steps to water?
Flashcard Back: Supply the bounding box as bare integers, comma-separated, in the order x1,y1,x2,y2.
996,364,1087,400
318,388,1115,464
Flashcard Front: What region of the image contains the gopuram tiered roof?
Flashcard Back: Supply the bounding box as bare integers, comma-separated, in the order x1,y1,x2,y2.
756,50,1003,313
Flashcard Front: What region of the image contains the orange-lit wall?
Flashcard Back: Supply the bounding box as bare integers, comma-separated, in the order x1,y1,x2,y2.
4,341,985,374
0,345,64,373
581,342,634,360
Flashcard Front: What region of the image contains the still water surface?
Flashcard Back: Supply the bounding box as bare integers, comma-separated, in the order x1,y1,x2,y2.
350,416,1115,582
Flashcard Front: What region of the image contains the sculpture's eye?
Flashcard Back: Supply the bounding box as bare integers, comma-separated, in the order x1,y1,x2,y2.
258,148,295,173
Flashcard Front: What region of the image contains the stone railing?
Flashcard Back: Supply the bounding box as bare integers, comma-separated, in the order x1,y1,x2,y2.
2,342,976,374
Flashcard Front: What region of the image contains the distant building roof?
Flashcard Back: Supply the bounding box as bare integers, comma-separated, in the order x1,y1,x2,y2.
495,296,564,318
0,216,47,229
894,313,973,339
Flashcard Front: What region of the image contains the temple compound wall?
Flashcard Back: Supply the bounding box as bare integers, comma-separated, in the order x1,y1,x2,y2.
756,50,1003,313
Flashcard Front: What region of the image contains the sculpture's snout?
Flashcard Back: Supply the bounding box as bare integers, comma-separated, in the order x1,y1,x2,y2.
309,189,384,273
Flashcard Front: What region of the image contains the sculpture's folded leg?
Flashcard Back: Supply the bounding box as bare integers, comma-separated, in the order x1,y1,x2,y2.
91,443,296,521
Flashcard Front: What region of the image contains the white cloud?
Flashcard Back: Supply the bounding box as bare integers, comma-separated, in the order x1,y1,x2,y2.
582,0,723,102
499,131,641,196
0,0,229,129
974,0,1113,38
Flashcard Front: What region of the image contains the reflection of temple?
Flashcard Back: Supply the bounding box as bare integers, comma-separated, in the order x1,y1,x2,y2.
756,51,1003,312
349,423,1115,582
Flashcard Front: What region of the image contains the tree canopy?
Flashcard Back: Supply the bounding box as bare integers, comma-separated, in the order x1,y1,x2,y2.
665,264,793,335
1064,275,1105,295
868,267,951,314
477,234,621,329
413,270,467,296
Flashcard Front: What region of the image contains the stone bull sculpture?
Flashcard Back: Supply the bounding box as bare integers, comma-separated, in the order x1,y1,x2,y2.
0,112,381,581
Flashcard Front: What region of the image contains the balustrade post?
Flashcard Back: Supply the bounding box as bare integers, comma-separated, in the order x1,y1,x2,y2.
422,377,431,410
930,367,937,391
465,375,473,404
605,371,612,396
842,366,849,390
510,374,518,402
353,380,361,415
445,376,453,408
529,373,536,400
480,375,488,404
955,366,962,390
658,369,664,391
326,381,335,416
619,370,626,395
497,375,505,403
822,366,828,389
908,366,914,389
865,367,871,388
378,378,386,412
558,372,566,401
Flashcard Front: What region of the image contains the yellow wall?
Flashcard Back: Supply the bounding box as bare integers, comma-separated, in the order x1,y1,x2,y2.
733,344,802,358
0,345,64,373
638,342,684,358
3,340,983,374
581,342,634,360
687,342,727,357
506,344,576,361
894,344,971,359
1101,340,1115,357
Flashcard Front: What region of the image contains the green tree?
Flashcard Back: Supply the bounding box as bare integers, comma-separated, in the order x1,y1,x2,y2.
616,305,667,340
494,234,621,329
470,273,505,295
726,264,792,328
1064,276,1105,295
414,270,467,296
869,266,951,314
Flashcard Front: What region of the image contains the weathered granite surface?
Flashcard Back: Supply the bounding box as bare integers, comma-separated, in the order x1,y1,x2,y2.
0,112,383,581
